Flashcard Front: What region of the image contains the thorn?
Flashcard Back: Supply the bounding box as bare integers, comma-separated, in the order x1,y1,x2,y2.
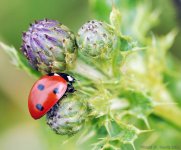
61,135,75,145
49,47,53,50
132,46,148,51
111,0,115,9
142,116,151,129
22,32,26,36
44,34,48,38
138,129,154,134
130,142,136,150
153,101,178,107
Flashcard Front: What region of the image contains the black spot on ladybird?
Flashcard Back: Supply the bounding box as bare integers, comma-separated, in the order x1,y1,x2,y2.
37,84,45,91
53,88,59,94
36,104,44,111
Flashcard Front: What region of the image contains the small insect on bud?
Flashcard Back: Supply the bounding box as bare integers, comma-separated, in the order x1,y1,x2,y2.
77,20,117,58
46,94,87,135
21,19,77,74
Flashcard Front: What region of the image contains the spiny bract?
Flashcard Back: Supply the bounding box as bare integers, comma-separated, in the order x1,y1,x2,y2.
21,19,77,74
77,20,116,58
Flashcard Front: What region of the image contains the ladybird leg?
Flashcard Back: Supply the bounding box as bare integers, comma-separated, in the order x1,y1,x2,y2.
62,94,67,98
66,83,76,93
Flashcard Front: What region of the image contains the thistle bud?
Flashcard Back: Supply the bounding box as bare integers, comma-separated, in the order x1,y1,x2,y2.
77,20,116,58
21,19,77,74
46,94,87,135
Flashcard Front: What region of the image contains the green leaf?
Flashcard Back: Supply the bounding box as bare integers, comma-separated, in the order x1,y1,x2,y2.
119,36,136,51
109,6,122,31
93,117,150,150
119,90,154,128
90,0,112,22
89,0,140,23
0,42,41,78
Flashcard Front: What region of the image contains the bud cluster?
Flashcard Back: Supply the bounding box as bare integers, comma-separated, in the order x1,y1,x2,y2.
21,18,117,135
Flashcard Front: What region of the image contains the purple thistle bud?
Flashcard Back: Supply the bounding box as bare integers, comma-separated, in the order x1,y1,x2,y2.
21,19,77,74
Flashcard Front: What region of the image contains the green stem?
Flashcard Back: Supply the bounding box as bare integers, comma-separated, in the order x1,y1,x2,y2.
152,85,181,129
78,54,110,78
73,59,108,81
154,105,181,129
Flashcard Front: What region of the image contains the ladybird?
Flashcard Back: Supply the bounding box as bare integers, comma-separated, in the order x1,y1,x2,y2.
28,73,75,119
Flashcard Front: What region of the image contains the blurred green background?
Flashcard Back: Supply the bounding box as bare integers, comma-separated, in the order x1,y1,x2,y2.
0,0,180,150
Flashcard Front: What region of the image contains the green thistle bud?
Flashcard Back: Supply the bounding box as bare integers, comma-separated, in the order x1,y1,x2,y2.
46,94,87,135
77,20,116,58
21,19,77,74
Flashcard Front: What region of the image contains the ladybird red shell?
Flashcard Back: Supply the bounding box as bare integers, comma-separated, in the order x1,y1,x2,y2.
28,75,67,119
